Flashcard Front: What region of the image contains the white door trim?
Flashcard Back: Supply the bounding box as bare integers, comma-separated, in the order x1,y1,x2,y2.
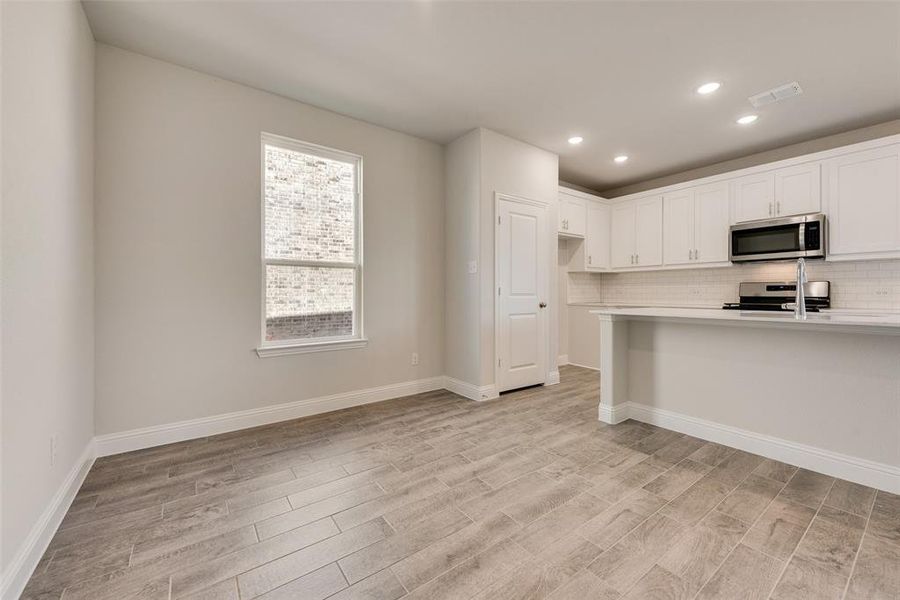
493,192,552,394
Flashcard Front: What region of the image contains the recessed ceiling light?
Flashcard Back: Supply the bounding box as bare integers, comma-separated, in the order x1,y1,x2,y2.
614,155,629,164
736,114,759,125
568,136,584,145
696,82,721,95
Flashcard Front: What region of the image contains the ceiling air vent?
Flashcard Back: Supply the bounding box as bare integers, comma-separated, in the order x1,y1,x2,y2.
748,81,803,108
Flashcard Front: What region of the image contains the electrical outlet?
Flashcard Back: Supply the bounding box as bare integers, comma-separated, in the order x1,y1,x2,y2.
874,287,890,297
411,352,419,366
50,434,58,468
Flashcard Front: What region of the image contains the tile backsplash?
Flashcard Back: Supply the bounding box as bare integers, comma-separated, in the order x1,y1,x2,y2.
568,259,900,310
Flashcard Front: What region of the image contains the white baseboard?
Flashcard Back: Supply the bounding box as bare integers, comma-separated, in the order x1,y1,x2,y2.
546,370,560,386
567,361,600,371
0,440,96,600
598,402,630,425
626,402,900,495
443,376,499,402
557,354,569,366
95,376,445,456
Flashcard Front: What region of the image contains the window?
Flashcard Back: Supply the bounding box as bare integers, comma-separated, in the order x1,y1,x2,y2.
258,133,364,356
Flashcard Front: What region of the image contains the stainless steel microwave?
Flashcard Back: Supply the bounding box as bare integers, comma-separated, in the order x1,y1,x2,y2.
729,213,826,262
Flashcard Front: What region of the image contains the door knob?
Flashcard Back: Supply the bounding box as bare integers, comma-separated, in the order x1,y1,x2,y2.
539,302,547,308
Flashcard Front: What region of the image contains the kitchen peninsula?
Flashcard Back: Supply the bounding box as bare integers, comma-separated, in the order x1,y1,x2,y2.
591,305,900,493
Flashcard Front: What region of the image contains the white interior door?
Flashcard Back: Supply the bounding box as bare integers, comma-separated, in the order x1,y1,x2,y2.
497,196,548,393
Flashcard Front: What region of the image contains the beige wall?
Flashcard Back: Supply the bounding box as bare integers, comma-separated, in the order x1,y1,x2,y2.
1,0,95,576
94,45,445,434
601,119,900,198
478,130,559,386
444,130,482,384
444,129,559,390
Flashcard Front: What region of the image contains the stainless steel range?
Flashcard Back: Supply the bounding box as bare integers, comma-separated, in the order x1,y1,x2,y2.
722,280,831,312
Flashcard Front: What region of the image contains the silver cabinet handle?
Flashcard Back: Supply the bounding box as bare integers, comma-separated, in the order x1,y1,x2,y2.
588,255,592,265
776,201,781,215
635,254,639,264
768,202,773,216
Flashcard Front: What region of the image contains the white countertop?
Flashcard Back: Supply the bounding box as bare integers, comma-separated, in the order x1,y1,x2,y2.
587,305,900,333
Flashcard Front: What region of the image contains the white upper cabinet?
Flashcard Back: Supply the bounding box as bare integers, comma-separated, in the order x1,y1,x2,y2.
583,202,610,270
558,190,586,237
663,183,729,266
633,197,663,267
568,199,611,272
693,183,730,263
826,143,900,259
663,190,695,266
775,163,821,217
611,203,636,268
733,172,775,222
734,163,822,223
567,136,899,272
611,196,663,269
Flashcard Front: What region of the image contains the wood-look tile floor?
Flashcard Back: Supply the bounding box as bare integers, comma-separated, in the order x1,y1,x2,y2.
22,366,900,600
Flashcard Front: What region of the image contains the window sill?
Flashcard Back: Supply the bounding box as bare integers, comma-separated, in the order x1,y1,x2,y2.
256,338,368,358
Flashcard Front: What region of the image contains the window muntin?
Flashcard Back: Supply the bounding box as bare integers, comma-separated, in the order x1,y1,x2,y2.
261,133,362,346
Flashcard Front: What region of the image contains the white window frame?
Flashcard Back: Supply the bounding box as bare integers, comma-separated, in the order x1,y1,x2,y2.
256,132,365,358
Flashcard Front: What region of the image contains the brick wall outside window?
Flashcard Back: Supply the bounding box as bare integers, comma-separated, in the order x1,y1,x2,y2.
262,140,359,342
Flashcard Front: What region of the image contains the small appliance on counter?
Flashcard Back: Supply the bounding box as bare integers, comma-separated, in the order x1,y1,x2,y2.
722,281,830,312
729,213,825,262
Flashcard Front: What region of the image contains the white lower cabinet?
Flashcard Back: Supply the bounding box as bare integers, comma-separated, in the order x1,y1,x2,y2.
826,143,900,258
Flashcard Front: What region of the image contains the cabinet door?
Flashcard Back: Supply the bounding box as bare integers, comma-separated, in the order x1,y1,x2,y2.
694,182,730,263
827,144,900,256
584,202,610,270
733,172,775,222
634,196,663,266
611,203,636,268
565,195,587,237
663,190,695,265
775,163,821,216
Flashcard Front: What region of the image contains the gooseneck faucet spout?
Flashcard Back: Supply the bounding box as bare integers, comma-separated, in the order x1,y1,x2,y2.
794,258,807,320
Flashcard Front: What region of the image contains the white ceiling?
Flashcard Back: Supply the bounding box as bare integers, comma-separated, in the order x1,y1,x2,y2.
83,1,900,191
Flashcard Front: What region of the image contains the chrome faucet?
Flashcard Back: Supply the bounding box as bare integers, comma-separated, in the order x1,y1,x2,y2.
794,258,808,320
781,258,808,319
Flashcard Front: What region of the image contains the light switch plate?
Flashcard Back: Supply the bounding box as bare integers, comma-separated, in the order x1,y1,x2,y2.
467,261,478,274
